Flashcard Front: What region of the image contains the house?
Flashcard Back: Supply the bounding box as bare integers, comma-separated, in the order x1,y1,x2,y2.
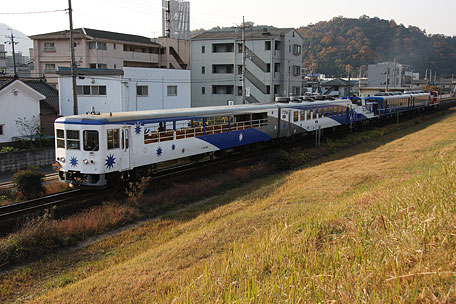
191,27,303,107
0,75,59,144
29,28,190,89
320,78,357,97
57,67,191,116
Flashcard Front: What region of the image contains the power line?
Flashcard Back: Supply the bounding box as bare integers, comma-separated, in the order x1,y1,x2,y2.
0,9,67,15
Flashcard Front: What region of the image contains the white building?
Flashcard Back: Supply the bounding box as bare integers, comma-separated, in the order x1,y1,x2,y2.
58,67,191,116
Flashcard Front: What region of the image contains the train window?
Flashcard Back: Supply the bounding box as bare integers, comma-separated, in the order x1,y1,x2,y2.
107,129,120,149
56,129,65,149
312,109,317,119
300,111,305,121
83,130,99,151
66,130,80,150
306,110,311,120
293,111,298,122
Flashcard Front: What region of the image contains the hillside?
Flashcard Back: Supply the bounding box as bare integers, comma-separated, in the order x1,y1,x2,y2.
297,16,456,77
0,108,453,302
0,23,33,57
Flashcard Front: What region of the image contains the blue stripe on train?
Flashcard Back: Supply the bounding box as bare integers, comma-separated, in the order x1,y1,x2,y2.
197,129,272,150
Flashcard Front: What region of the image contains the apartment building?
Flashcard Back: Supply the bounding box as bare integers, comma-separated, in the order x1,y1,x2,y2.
0,45,7,74
30,28,190,88
191,27,303,107
368,61,419,88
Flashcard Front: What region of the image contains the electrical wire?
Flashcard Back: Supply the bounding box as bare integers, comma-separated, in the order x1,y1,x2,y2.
0,9,67,15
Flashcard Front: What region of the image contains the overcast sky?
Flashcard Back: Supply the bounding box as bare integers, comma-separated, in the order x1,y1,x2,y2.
1,0,455,38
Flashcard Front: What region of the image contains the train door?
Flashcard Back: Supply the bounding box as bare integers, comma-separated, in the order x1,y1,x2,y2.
120,127,130,171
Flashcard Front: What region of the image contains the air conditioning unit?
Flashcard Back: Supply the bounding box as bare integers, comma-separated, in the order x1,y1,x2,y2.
227,100,234,106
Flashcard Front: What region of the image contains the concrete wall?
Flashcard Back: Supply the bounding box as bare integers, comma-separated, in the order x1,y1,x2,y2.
0,147,54,173
58,67,191,115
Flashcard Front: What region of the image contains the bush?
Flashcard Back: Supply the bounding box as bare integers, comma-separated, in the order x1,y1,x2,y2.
12,167,44,200
0,146,18,153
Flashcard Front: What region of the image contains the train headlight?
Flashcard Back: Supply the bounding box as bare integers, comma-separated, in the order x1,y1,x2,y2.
83,159,89,164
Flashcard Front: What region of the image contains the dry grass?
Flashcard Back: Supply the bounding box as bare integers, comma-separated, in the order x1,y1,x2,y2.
1,109,455,303
43,180,69,196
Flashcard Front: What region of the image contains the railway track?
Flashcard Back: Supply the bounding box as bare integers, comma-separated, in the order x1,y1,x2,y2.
0,189,107,233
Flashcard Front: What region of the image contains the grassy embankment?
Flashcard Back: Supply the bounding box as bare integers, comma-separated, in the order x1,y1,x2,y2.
1,109,456,303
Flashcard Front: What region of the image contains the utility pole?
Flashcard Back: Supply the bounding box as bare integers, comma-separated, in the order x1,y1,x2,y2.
68,0,78,115
241,16,246,104
385,69,389,92
410,70,413,88
347,68,351,97
5,29,18,75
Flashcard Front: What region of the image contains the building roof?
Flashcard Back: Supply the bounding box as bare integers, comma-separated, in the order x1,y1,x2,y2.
0,75,59,113
30,28,160,46
192,27,299,40
56,67,124,76
321,78,352,87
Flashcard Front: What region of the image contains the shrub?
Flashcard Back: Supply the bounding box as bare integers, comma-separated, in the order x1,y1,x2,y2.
12,167,44,200
0,146,18,153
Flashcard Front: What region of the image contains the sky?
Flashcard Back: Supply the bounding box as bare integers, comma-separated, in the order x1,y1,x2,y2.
1,0,455,51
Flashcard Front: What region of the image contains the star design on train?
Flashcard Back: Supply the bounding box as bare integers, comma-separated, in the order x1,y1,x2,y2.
105,154,116,169
239,133,243,142
70,156,78,168
134,122,142,135
171,144,176,151
156,147,163,156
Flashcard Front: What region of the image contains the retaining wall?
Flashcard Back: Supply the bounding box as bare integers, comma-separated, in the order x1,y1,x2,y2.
0,147,55,173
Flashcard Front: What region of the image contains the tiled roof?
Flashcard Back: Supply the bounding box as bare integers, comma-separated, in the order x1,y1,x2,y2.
0,76,59,113
30,28,159,46
192,28,296,40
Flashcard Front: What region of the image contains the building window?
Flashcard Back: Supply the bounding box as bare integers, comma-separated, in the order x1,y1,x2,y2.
167,85,178,96
212,43,234,53
0,52,5,59
213,85,234,95
107,129,120,149
202,66,205,74
266,64,271,72
265,41,271,50
136,85,148,97
237,86,242,96
266,85,271,95
89,63,107,69
89,41,107,50
44,63,56,72
274,85,280,95
212,64,234,74
274,63,280,73
202,87,205,95
237,65,243,75
275,41,281,50
0,124,4,136
293,65,301,76
43,42,55,51
76,85,107,96
202,46,205,53
66,130,80,150
289,45,291,52
113,43,116,49
293,44,302,55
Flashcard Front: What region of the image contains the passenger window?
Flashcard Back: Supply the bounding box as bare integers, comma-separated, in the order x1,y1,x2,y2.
66,130,80,150
300,111,305,121
56,129,65,149
83,130,99,151
293,111,298,122
107,129,120,149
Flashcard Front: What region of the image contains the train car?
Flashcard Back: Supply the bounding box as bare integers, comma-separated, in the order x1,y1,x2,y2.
365,92,432,116
54,99,356,187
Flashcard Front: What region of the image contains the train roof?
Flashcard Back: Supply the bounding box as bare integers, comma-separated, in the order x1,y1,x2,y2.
56,104,277,125
56,100,353,125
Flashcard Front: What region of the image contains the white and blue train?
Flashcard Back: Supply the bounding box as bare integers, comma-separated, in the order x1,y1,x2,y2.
54,92,435,186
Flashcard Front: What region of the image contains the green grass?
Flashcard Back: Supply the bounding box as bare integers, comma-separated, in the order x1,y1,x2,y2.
1,109,455,303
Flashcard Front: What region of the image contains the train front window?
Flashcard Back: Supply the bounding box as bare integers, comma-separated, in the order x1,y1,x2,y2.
56,129,65,149
66,130,80,150
83,130,99,151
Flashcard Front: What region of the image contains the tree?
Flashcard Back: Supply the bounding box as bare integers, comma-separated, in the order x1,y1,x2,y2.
15,116,43,147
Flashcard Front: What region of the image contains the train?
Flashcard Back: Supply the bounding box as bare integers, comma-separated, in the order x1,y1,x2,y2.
53,91,436,187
